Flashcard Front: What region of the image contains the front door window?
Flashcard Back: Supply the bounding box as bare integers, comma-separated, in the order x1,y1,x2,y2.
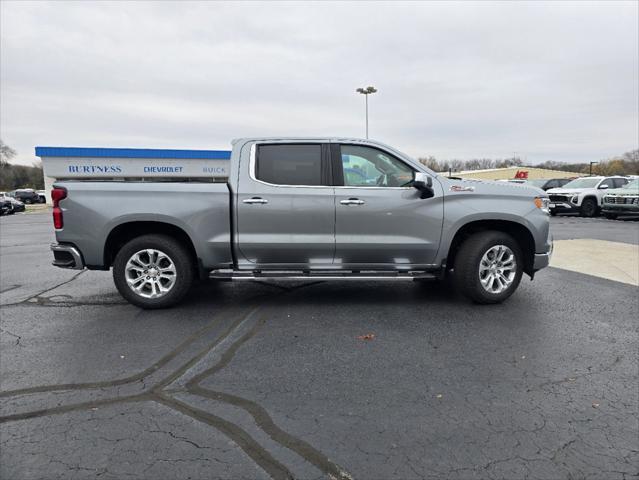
340,145,414,187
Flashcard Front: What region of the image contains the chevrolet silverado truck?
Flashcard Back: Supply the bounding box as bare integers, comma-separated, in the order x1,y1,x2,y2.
546,176,629,217
48,138,552,308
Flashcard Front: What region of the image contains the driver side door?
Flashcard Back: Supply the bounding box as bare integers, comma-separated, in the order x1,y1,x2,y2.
332,143,444,268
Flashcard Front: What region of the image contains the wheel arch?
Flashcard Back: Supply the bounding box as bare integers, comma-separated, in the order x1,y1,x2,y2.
445,219,536,277
103,221,199,274
581,194,599,205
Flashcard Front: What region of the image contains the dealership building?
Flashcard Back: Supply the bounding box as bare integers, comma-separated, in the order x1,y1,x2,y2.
36,146,232,204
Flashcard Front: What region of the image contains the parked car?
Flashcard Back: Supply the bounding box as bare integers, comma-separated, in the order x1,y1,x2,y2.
9,188,41,204
36,190,47,203
526,178,572,191
601,179,639,219
6,197,25,213
0,195,13,216
47,138,553,309
546,176,630,217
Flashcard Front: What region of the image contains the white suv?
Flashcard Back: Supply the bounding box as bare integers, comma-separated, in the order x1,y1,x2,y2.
546,176,629,217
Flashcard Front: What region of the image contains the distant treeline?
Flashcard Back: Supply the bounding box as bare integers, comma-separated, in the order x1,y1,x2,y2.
0,140,44,191
419,149,639,176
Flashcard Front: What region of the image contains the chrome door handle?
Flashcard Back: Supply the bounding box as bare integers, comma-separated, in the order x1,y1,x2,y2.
243,197,268,204
340,199,365,205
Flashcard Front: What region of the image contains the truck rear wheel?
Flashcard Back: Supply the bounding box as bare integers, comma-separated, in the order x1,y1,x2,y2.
113,234,194,309
454,231,523,304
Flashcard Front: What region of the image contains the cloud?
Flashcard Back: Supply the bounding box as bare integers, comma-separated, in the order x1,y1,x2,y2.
1,0,637,165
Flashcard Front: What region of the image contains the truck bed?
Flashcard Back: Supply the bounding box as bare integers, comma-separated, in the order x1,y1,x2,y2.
55,181,233,269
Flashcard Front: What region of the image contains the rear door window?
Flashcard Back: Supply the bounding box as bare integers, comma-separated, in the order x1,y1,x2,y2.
255,144,324,186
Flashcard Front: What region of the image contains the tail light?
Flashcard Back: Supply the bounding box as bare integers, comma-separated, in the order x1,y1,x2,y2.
51,187,67,229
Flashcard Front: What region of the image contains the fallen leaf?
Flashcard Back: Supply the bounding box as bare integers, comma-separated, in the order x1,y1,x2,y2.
356,333,375,341
592,402,600,408
436,394,443,399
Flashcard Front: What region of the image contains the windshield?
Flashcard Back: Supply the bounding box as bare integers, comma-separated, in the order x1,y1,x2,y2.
562,177,601,189
622,179,639,189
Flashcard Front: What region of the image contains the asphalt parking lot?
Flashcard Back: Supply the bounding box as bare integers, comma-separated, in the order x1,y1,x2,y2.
1,212,637,480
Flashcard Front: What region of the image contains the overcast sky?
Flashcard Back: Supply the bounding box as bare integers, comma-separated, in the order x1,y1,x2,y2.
1,1,637,166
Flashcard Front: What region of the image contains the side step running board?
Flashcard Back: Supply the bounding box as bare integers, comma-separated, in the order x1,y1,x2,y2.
208,270,437,281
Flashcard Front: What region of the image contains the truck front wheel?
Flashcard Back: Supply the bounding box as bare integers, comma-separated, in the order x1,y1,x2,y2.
113,234,194,309
454,231,524,304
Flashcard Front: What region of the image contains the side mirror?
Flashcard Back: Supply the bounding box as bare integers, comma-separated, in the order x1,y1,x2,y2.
413,172,434,199
598,184,609,190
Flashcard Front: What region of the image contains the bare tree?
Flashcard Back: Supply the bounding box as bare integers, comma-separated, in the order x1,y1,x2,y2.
449,159,465,172
0,140,17,167
418,156,440,171
622,149,638,162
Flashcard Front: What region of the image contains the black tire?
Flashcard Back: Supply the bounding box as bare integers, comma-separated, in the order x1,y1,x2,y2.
453,230,524,304
550,210,558,216
604,213,618,220
113,234,194,309
580,198,598,217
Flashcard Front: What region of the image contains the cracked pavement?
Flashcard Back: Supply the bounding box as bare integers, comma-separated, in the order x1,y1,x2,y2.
1,213,637,479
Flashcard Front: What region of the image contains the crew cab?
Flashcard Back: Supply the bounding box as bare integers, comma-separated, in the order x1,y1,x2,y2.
546,176,629,217
45,138,553,309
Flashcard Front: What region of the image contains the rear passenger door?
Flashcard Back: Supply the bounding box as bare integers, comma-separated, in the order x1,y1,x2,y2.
236,143,335,267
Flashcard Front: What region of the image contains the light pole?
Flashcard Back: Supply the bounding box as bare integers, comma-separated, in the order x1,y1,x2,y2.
589,161,598,176
356,86,377,139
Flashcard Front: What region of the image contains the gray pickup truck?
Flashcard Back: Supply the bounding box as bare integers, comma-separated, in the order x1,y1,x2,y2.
49,138,552,308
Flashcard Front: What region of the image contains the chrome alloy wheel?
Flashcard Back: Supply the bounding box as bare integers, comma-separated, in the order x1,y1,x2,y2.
125,249,177,299
478,245,517,294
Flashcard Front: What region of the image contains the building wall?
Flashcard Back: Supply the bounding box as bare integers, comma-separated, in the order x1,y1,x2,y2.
450,167,584,181
43,175,55,205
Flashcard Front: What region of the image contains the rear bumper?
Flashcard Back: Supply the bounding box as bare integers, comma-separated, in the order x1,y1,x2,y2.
51,243,85,270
